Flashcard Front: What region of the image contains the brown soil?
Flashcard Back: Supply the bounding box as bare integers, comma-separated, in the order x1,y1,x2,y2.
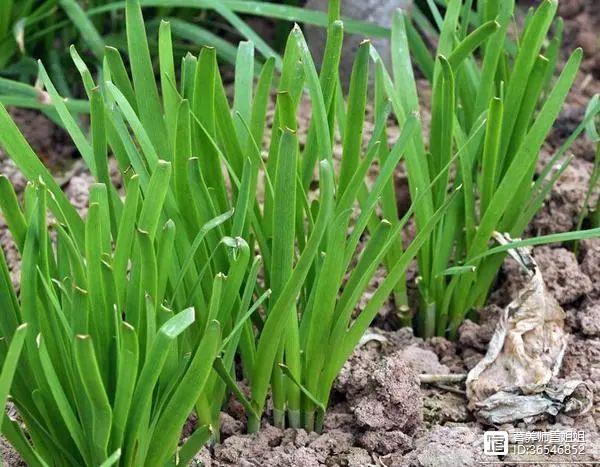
0,436,23,467
559,0,600,80
0,108,81,288
197,235,599,466
0,108,78,182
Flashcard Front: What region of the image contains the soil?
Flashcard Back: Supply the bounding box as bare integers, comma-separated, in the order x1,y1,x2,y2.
194,235,600,466
0,1,599,466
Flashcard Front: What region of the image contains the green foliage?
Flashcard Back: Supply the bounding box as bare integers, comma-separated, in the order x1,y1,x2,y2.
0,2,599,462
575,95,600,234
0,0,452,443
0,0,265,462
0,323,28,430
0,119,257,464
241,20,460,431
375,0,600,338
1,0,284,108
0,0,428,114
0,2,52,70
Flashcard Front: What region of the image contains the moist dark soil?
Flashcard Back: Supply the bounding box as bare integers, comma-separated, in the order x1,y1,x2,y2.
1,1,600,465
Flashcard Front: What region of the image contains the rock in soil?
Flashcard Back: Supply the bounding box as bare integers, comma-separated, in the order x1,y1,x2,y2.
357,429,413,455
423,392,470,426
397,345,449,375
458,308,498,353
304,0,413,85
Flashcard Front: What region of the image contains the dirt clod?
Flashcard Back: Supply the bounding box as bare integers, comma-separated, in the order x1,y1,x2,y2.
210,426,370,466
220,412,244,438
423,392,470,425
397,345,449,375
397,425,495,467
534,246,593,305
578,303,600,337
581,239,600,298
357,430,412,455
561,336,600,382
352,353,422,434
458,314,496,353
532,159,596,235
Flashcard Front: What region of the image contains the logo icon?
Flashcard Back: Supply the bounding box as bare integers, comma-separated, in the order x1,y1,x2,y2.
484,431,508,455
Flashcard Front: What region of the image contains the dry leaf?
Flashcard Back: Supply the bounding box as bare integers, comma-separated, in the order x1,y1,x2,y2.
466,236,592,425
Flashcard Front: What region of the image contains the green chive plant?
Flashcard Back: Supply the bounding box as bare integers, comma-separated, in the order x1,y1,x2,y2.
0,1,54,70
0,323,28,426
0,0,435,115
0,0,105,90
40,0,455,436
1,0,281,106
575,95,600,235
373,0,600,338
240,26,459,433
163,0,454,434
2,1,597,456
0,175,216,466
0,111,263,464
0,1,275,462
